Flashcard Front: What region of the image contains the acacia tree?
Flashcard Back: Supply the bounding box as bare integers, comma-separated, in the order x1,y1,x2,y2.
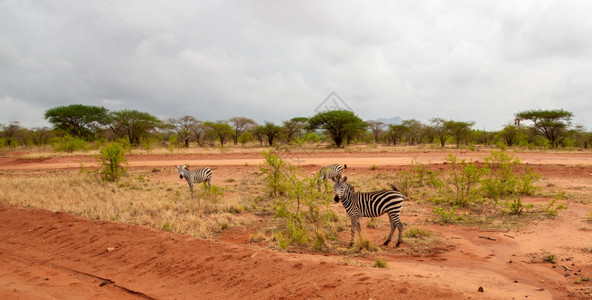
402,119,423,145
387,124,409,146
108,110,161,146
44,104,108,139
190,121,207,146
515,109,573,148
445,120,475,148
367,120,385,144
259,121,284,146
430,118,450,147
169,116,199,147
1,121,21,147
307,110,365,148
283,117,308,144
498,124,521,146
229,117,257,145
204,121,233,146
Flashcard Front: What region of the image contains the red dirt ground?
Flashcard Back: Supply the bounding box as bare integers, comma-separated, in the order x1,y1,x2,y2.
1,149,592,299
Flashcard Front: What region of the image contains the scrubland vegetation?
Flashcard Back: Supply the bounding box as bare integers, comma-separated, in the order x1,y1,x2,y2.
0,144,579,255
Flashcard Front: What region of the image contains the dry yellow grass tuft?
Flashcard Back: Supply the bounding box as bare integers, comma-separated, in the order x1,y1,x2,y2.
0,170,253,239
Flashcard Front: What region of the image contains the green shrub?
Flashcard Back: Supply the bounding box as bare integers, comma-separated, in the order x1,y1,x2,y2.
481,151,540,210
445,155,484,206
98,142,127,182
404,227,432,238
393,171,413,197
260,150,288,198
433,205,463,224
373,259,387,268
543,197,568,216
52,135,88,152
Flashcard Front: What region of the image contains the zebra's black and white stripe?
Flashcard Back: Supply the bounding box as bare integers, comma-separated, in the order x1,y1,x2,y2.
333,175,404,247
176,164,212,199
317,163,347,190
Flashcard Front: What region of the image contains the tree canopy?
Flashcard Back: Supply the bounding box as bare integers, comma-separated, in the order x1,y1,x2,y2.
515,109,573,148
307,110,365,148
44,104,108,139
204,121,233,146
229,117,257,145
108,110,161,146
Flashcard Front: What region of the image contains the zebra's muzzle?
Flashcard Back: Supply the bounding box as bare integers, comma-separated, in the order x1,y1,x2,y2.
333,195,340,202
179,175,183,179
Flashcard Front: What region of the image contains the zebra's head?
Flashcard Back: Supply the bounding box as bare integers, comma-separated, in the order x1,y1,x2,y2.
333,175,349,203
176,164,188,179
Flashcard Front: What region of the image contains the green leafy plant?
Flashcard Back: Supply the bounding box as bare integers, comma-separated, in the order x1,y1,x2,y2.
373,259,387,268
433,205,463,224
445,155,484,206
259,150,288,198
404,227,432,238
543,197,568,216
51,135,89,152
481,151,540,202
98,142,127,182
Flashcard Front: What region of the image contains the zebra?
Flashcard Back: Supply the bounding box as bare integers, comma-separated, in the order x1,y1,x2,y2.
317,163,347,191
333,175,405,247
175,164,212,200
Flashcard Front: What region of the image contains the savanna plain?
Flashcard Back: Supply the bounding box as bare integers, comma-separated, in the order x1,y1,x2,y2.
1,145,592,299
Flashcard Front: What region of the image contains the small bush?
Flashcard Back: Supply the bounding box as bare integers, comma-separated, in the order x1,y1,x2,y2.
373,259,387,268
52,136,88,152
540,249,556,264
98,142,127,182
404,227,432,238
543,197,568,216
433,205,463,224
259,150,287,198
349,239,380,253
445,155,484,206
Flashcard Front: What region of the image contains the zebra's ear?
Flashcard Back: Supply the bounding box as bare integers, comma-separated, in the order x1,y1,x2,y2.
333,174,341,182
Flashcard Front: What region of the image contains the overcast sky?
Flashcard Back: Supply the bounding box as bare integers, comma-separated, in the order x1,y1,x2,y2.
1,0,591,130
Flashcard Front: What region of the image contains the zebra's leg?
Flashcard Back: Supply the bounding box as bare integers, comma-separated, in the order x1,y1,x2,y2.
395,217,403,247
188,181,194,199
382,214,397,246
349,216,358,247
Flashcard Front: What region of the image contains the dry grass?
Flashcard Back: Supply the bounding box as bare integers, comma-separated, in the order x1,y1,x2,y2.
0,170,253,239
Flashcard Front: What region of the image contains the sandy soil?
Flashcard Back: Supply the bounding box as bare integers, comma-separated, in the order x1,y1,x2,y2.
1,149,592,299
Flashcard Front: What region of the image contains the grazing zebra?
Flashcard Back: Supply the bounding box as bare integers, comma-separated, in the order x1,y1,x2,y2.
317,163,347,191
333,175,404,247
175,164,212,199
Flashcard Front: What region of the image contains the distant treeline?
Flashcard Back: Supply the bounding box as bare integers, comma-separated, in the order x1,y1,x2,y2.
0,105,589,150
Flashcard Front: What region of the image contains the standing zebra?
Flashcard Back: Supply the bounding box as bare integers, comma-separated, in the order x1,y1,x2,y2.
333,175,404,247
317,163,347,191
176,164,212,200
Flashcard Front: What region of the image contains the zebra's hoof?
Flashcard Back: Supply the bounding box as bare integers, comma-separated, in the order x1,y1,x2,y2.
383,241,390,246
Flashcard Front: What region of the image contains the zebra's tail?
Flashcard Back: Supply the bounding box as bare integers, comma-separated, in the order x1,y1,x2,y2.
389,183,400,192
343,164,347,169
